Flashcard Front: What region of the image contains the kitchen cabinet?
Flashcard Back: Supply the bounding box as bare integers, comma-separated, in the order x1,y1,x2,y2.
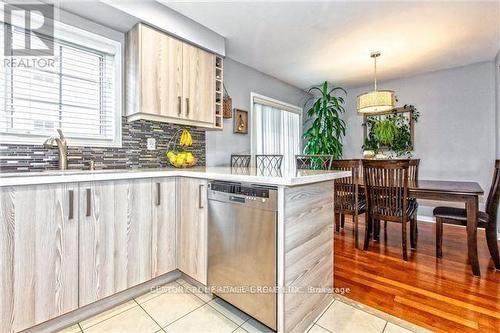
151,177,177,277
177,177,208,284
0,183,79,332
126,23,220,129
182,42,216,125
78,179,153,306
140,24,183,120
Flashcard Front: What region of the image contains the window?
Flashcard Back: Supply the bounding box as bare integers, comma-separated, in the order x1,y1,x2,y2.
0,15,122,147
251,93,302,173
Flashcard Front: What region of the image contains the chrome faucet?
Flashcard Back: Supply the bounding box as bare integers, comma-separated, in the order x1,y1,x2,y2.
44,129,68,170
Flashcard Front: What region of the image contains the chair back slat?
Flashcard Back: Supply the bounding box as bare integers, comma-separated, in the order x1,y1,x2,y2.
255,155,283,171
485,160,500,221
331,159,361,213
409,159,420,183
295,155,333,170
362,159,410,221
231,154,251,168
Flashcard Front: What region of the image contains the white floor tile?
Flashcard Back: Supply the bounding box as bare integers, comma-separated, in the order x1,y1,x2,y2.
208,298,250,325
384,322,413,333
317,300,386,333
163,303,238,333
308,324,331,333
84,306,161,333
240,318,274,333
80,300,137,330
57,324,82,333
135,282,182,304
140,285,205,327
182,282,214,302
233,328,248,333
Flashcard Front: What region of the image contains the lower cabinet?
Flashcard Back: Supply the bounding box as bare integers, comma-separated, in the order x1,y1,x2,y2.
0,183,79,333
0,176,206,331
151,177,177,277
78,179,153,306
177,178,208,284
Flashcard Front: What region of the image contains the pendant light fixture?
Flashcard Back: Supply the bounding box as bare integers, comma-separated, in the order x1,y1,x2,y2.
357,51,395,114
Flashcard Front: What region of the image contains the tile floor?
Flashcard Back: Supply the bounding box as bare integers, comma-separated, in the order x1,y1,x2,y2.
58,278,425,333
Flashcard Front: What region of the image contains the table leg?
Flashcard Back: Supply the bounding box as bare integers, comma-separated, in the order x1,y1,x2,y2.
466,196,480,277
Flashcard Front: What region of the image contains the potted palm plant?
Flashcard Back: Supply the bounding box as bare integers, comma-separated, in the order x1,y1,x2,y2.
303,81,347,164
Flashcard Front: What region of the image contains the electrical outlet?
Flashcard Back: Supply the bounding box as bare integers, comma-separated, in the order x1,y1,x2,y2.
147,138,156,150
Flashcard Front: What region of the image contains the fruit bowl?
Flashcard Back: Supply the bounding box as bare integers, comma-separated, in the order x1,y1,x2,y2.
166,151,198,168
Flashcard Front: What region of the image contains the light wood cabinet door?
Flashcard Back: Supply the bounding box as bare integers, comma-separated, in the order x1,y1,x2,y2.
182,43,215,125
151,178,177,277
141,25,183,118
177,178,208,284
0,184,79,333
79,179,153,306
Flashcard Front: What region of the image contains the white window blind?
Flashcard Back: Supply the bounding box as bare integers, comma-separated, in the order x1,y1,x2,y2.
0,21,122,147
251,94,302,173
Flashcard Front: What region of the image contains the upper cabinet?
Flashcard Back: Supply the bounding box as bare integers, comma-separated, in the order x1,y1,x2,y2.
126,23,223,130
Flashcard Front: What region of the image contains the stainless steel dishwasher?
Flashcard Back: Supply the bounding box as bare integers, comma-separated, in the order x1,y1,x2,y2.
208,181,277,331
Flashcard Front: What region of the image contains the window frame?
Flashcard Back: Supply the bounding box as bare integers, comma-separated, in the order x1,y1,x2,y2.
0,9,123,147
249,92,303,164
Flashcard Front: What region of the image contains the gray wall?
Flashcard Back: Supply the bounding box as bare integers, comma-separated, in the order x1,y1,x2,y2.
496,51,500,158
205,58,310,166
342,61,497,219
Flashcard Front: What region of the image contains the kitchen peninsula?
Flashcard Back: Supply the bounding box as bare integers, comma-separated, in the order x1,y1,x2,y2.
0,167,349,333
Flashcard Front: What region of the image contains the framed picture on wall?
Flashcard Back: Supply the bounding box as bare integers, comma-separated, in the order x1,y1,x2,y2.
233,109,248,134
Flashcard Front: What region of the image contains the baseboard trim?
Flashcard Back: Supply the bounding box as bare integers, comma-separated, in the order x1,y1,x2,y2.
417,214,500,240
23,270,182,333
417,214,435,223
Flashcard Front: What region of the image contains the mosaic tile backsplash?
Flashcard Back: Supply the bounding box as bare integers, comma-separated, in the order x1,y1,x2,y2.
0,117,206,172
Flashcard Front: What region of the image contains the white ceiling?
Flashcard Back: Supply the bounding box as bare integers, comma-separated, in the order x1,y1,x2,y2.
163,1,500,89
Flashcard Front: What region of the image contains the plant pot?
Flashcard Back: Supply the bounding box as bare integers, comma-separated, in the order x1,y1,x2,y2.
363,150,376,159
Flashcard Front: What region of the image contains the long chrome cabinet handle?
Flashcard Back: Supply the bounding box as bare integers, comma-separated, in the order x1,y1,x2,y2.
156,182,161,206
68,190,74,220
199,184,204,209
86,188,91,217
186,97,190,116
178,96,181,116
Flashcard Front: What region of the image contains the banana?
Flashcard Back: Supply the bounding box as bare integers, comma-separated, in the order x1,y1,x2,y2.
178,129,193,147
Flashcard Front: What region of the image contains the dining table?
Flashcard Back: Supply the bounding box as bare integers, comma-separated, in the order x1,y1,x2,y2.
359,179,485,276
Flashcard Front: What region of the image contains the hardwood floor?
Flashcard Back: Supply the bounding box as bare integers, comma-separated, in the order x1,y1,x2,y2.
334,216,500,333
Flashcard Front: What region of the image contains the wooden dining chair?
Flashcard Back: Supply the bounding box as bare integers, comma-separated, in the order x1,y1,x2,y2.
331,159,365,249
295,155,333,170
362,159,418,261
230,154,251,168
382,159,420,236
433,160,500,270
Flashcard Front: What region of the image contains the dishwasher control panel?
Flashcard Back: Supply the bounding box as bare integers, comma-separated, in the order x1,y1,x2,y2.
209,181,271,198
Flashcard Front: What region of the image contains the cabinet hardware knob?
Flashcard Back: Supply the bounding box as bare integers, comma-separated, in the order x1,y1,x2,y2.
156,182,161,206
68,190,74,220
86,188,91,217
199,184,204,209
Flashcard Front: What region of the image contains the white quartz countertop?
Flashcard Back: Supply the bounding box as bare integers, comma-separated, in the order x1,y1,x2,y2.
0,167,350,187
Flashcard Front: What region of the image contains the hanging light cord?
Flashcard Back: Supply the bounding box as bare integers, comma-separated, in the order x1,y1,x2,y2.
373,55,378,91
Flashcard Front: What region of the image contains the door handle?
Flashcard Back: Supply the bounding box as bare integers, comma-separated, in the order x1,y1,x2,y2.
199,184,204,209
177,96,181,116
68,190,74,220
156,182,161,206
86,188,91,217
186,97,190,117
